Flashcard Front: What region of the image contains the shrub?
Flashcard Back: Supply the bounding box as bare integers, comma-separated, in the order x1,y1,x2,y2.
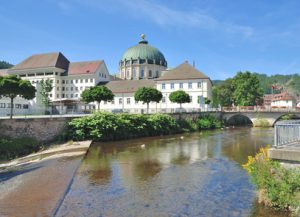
68,112,182,141
197,114,223,130
0,136,40,160
177,118,197,132
243,147,300,210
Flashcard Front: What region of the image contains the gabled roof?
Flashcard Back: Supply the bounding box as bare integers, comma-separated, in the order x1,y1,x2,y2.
68,60,103,75
9,52,69,72
156,61,209,81
0,69,8,76
105,80,155,93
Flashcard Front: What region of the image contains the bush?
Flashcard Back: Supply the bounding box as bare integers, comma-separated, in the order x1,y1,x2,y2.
197,114,223,130
243,147,300,211
0,136,40,160
68,112,182,141
177,118,198,132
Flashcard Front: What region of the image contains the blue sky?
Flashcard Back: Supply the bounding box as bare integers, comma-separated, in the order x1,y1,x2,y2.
1,0,300,80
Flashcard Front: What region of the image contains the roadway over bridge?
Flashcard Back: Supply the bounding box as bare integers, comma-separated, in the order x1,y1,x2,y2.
220,107,300,126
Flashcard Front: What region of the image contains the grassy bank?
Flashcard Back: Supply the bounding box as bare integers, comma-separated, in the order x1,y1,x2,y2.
0,136,40,161
243,147,300,213
67,112,223,141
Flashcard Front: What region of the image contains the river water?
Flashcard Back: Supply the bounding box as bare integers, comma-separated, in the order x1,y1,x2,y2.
56,127,292,217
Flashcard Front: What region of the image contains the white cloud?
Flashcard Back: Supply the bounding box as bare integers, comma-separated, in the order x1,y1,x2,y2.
79,0,254,37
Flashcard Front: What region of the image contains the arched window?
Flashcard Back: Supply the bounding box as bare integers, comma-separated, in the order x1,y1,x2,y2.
140,70,144,78
132,68,136,78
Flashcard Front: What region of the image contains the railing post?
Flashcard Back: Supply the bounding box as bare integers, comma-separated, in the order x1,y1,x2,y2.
274,124,278,148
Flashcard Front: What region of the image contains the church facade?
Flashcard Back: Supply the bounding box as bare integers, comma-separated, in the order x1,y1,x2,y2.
0,35,212,115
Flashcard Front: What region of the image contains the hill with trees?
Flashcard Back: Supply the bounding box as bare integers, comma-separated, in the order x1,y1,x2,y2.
0,61,13,69
213,73,300,95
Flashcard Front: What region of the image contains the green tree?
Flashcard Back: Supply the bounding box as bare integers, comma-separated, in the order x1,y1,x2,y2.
204,97,211,105
0,75,36,119
134,87,162,113
212,78,234,108
232,71,263,106
169,90,190,111
39,79,53,113
0,61,13,69
81,86,114,111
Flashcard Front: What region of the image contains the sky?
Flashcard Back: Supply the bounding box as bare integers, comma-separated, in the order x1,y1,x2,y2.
1,0,300,80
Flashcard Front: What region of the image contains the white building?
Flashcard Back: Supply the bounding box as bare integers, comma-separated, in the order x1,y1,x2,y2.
0,35,212,115
0,52,110,115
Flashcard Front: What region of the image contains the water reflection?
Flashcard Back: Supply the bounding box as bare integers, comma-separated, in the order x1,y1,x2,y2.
57,127,283,217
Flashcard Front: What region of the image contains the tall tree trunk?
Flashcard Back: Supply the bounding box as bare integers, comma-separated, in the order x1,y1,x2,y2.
10,97,13,119
98,102,100,111
147,103,149,114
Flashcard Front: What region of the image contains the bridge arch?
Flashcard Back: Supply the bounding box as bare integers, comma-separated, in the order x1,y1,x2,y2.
273,113,300,125
224,114,253,126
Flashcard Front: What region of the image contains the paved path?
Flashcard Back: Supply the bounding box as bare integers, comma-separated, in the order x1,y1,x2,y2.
0,141,92,217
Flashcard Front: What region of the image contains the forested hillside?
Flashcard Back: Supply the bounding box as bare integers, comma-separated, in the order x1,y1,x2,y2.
0,61,13,69
213,73,300,95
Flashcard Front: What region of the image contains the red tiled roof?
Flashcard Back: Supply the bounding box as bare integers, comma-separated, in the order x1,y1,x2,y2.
68,61,103,75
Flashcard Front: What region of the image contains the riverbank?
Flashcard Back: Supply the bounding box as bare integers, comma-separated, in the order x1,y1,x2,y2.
0,140,92,217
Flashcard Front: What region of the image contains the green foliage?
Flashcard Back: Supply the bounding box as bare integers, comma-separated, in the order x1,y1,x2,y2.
204,97,211,105
81,86,114,110
0,75,36,119
68,112,182,141
212,79,234,107
169,90,190,107
39,79,53,108
0,136,40,160
0,60,13,69
253,118,270,127
134,87,162,113
243,148,300,210
177,118,198,132
197,114,223,130
232,71,264,106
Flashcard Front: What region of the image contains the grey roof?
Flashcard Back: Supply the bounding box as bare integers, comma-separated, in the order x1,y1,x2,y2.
9,52,70,72
156,62,209,81
105,80,156,93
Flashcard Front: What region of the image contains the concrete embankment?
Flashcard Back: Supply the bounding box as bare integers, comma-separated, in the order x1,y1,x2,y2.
0,140,92,217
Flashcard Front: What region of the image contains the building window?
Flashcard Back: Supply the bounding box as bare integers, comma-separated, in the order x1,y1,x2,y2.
90,78,93,83
111,100,115,104
23,104,29,109
15,104,22,109
49,94,52,97
156,71,159,77
80,87,83,90
188,82,193,89
179,83,183,89
57,94,59,98
62,87,65,91
197,82,202,88
162,97,166,103
70,80,73,84
162,83,166,90
62,94,65,98
71,87,73,91
76,87,78,91
7,103,13,108
140,70,144,78
171,83,174,89
0,103,5,108
85,79,88,83
75,80,78,83
127,98,131,104
189,96,192,103
57,87,59,91
149,70,152,77
119,98,123,104
62,80,65,84
132,69,136,78
66,80,68,84
66,94,69,98
75,94,78,98
135,101,138,104
66,87,69,91
71,94,73,98
126,70,130,78
80,79,83,83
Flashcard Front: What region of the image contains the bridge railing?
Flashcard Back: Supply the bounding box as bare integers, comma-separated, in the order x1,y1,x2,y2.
274,120,300,148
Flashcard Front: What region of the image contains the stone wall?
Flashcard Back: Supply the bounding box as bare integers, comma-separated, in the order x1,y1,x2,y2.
0,117,72,143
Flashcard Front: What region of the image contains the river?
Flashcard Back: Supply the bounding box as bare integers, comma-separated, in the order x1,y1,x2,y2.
56,127,292,217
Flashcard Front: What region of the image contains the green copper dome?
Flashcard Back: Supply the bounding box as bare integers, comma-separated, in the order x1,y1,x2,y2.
121,36,167,66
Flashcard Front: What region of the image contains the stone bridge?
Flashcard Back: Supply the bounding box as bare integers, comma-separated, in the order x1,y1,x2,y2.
222,111,300,126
